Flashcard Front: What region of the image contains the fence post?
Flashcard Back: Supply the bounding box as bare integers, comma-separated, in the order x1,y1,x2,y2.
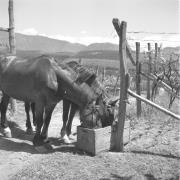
154,43,158,74
102,67,106,83
136,42,141,118
147,43,152,100
112,19,129,152
78,57,82,64
8,0,16,54
95,66,99,76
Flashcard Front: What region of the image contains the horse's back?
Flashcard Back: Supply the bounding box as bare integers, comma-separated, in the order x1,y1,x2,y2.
0,55,58,101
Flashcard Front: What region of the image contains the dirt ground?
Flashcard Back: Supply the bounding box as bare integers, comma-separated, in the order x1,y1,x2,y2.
0,99,179,180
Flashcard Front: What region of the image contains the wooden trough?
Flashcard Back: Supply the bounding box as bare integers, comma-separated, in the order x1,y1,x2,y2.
77,126,116,156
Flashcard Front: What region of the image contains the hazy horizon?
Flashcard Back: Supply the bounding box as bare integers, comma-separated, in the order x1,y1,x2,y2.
0,0,179,49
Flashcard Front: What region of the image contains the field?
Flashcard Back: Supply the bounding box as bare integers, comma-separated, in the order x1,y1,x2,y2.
0,90,179,180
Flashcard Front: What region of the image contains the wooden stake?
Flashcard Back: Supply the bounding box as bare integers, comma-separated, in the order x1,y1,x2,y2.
102,67,106,83
8,0,16,54
112,19,128,152
136,42,141,118
128,89,180,120
95,66,99,76
147,43,151,99
154,43,158,73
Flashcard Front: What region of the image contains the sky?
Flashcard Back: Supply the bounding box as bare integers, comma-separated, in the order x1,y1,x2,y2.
0,0,179,49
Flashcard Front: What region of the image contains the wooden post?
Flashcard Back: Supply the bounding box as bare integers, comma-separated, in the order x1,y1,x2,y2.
147,43,152,100
136,42,141,118
112,19,129,152
78,57,82,64
128,89,180,120
8,0,16,54
95,66,99,76
154,43,158,73
102,67,106,83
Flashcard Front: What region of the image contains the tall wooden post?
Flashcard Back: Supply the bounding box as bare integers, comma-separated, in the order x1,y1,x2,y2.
154,43,158,74
112,19,129,152
147,43,152,100
136,42,141,118
8,0,16,54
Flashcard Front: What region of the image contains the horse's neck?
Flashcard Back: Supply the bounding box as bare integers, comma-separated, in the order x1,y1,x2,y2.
55,65,96,108
63,82,96,108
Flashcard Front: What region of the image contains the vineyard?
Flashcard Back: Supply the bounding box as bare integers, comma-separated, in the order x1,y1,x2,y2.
1,24,179,180
0,1,180,179
0,64,179,179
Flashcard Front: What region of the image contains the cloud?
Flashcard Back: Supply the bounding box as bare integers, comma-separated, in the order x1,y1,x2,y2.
17,28,118,45
126,34,180,51
19,28,39,35
80,30,87,35
17,28,180,48
50,35,119,45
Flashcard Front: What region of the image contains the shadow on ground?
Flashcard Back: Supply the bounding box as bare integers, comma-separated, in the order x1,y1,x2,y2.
130,150,180,160
48,137,90,156
0,121,86,155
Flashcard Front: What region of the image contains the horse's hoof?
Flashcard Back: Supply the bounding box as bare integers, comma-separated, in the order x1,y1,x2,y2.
26,128,33,135
62,134,72,144
0,127,12,138
44,142,53,150
43,139,50,144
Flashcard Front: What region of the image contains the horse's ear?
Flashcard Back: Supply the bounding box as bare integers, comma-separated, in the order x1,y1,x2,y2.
86,74,96,85
108,96,119,106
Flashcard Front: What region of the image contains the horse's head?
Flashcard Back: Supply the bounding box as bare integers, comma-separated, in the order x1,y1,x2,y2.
80,93,119,129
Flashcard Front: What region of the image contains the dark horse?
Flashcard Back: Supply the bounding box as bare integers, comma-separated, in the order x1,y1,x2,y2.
24,60,117,143
0,55,116,151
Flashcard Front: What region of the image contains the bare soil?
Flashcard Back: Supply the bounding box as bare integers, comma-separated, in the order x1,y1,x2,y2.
0,98,179,180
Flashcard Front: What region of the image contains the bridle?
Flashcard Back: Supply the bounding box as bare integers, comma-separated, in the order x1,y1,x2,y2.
81,92,111,127
80,103,101,126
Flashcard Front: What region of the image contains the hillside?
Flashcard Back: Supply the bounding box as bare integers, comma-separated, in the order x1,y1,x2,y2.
0,32,179,61
0,31,85,53
84,43,118,51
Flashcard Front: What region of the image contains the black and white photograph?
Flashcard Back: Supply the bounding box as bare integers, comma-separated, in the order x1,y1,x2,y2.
0,0,179,179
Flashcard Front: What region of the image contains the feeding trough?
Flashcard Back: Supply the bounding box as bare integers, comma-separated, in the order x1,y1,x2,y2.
77,125,116,156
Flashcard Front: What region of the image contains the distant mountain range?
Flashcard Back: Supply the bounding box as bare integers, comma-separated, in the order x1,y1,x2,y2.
0,31,179,60
0,31,85,53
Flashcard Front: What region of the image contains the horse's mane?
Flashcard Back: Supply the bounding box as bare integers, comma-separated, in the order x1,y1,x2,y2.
65,61,109,99
53,59,109,100
66,61,95,83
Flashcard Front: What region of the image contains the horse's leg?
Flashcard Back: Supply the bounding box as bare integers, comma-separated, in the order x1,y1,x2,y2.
32,101,44,148
31,102,36,127
66,103,77,136
41,103,56,143
0,93,11,137
24,102,33,134
61,99,71,143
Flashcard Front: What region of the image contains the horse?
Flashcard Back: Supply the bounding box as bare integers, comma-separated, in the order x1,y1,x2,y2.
59,61,118,143
23,60,118,143
24,101,36,134
0,55,117,152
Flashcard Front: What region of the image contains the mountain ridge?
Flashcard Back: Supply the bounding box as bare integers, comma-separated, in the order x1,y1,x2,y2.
0,31,179,59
